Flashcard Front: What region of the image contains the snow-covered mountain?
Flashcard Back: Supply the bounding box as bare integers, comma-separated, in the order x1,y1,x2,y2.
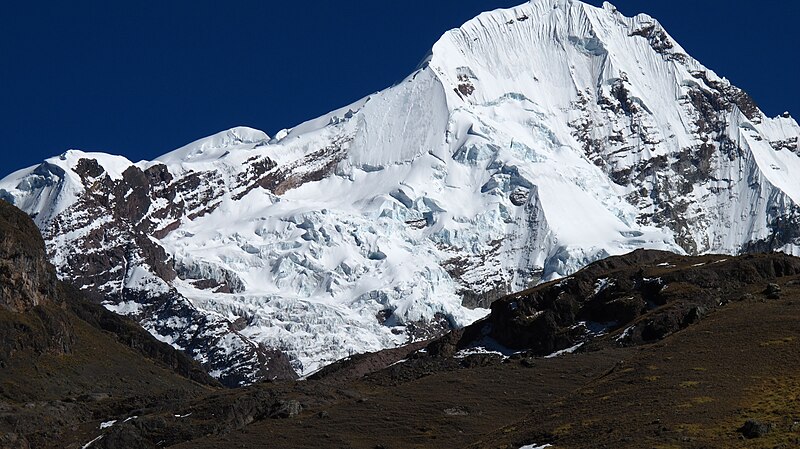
2,0,799,385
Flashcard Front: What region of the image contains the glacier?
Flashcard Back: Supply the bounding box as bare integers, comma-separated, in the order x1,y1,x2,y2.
1,0,799,384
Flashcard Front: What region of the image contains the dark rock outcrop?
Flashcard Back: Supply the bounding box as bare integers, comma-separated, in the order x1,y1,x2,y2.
447,250,800,357
0,200,57,313
740,419,772,439
0,200,74,363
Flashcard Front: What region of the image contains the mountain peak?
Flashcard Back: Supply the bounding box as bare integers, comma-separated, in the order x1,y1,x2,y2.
0,1,798,385
158,126,270,165
426,0,688,110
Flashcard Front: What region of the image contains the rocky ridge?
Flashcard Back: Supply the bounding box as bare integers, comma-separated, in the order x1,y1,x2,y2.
426,249,800,362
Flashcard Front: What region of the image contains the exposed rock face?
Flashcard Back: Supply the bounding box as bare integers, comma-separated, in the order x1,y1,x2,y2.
0,200,217,386
0,200,74,363
0,1,799,383
0,200,57,313
447,250,800,357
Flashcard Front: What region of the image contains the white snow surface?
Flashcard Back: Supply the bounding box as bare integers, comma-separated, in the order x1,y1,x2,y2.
1,0,799,379
545,342,584,358
81,435,104,449
158,126,270,165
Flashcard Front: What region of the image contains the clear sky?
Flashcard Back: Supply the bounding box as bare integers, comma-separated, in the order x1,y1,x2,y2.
1,1,798,177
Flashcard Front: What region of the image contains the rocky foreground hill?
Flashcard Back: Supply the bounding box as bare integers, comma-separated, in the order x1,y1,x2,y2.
1,199,799,448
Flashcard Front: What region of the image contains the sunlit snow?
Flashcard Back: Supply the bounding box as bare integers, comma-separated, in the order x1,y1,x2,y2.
1,0,798,379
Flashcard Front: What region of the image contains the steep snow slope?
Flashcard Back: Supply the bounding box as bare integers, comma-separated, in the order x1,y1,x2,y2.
1,0,798,383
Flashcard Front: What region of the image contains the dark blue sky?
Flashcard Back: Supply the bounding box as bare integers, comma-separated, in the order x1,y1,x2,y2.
1,1,798,177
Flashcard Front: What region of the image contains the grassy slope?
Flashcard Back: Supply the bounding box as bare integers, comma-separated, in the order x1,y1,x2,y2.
177,269,800,448
477,293,800,449
0,300,213,448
